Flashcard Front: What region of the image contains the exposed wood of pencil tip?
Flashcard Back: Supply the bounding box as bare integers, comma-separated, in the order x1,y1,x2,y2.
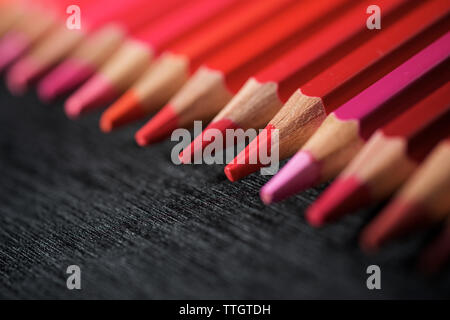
70,24,126,68
212,77,281,129
0,3,23,36
341,131,416,199
100,39,154,91
399,141,450,219
10,8,55,40
303,113,365,181
170,66,233,122
132,52,190,113
27,25,85,66
270,89,326,159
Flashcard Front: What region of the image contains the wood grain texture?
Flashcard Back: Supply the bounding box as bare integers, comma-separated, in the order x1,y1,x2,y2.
214,78,281,130
0,83,448,299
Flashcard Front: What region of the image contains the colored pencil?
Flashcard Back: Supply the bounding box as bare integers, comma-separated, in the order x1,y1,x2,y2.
5,0,126,94
307,79,450,226
64,0,241,119
0,0,25,38
184,0,435,165
0,0,90,71
135,0,355,146
418,218,450,274
259,32,450,204
36,25,125,102
0,2,57,72
99,0,298,132
360,137,450,252
37,0,187,102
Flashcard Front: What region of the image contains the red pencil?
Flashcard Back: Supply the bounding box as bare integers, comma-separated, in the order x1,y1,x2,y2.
307,79,450,226
259,32,450,206
64,0,241,118
99,0,298,132
37,0,187,102
186,0,428,166
135,0,356,146
360,136,450,252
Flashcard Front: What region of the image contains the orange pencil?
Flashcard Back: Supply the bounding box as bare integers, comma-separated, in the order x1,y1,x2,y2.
135,0,355,146
99,0,297,132
360,137,450,252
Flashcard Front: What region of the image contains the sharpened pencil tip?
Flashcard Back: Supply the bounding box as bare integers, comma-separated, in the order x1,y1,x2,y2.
306,176,370,226
259,189,273,205
38,59,95,102
37,85,56,103
0,32,29,72
64,97,82,119
360,198,429,252
99,117,113,133
224,162,252,182
180,119,239,165
224,124,277,182
65,74,117,118
306,208,326,227
178,151,186,164
224,165,239,182
100,90,145,133
7,56,40,95
134,104,179,146
260,151,321,204
134,131,148,147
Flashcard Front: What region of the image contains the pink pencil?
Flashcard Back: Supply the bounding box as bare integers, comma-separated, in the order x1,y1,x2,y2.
260,32,450,208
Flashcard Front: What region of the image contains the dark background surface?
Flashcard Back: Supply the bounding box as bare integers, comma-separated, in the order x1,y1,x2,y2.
0,82,449,299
